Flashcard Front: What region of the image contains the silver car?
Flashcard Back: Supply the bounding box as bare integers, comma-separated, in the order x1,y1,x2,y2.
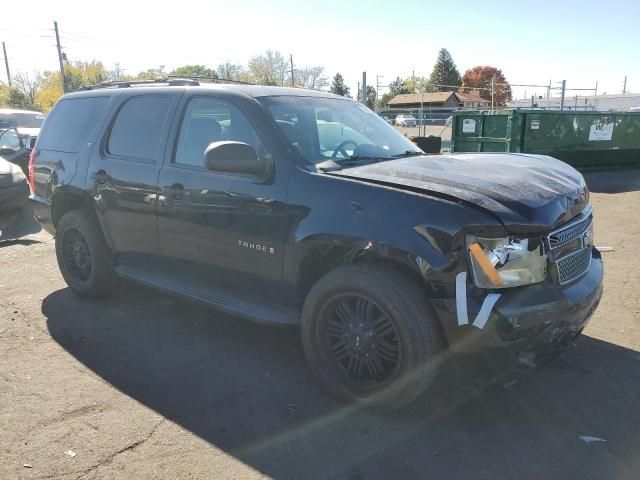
394,114,417,127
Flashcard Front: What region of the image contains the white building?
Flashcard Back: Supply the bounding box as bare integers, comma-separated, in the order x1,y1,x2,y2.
508,93,640,112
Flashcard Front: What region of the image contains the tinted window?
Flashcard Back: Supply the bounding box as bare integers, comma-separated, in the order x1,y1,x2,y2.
175,97,266,168
108,95,171,162
37,97,109,153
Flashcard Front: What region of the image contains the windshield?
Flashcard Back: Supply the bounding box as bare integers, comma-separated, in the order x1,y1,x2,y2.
260,96,422,164
0,112,46,129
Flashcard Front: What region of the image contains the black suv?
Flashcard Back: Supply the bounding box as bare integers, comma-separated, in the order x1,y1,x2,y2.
30,80,603,409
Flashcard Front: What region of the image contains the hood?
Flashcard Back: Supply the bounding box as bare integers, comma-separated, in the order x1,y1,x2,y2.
328,153,588,230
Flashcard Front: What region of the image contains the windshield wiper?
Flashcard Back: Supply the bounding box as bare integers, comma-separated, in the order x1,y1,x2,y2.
338,155,387,167
390,150,423,158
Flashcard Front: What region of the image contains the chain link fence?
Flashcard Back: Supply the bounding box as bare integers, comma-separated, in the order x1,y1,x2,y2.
378,107,457,127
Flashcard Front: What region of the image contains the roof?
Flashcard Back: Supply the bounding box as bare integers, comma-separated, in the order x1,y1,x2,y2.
67,79,344,100
387,91,489,106
0,108,44,114
454,92,489,103
388,92,454,106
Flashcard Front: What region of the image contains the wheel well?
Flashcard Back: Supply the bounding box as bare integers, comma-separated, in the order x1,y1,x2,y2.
51,191,92,228
297,245,428,307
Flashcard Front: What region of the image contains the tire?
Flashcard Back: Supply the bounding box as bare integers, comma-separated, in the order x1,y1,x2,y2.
55,208,115,298
301,264,444,411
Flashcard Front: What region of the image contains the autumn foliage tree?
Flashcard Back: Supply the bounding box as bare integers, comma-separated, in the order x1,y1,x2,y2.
461,66,512,106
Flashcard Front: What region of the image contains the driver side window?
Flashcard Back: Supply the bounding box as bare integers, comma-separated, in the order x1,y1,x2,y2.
175,97,266,168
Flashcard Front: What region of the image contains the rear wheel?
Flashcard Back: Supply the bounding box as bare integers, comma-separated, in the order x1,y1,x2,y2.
301,264,444,410
55,209,115,298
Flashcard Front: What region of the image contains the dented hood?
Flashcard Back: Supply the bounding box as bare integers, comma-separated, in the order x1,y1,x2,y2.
329,153,588,229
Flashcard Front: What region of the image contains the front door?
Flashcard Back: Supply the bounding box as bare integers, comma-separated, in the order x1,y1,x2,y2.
157,95,289,305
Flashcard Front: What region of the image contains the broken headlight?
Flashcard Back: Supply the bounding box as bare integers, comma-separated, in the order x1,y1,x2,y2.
466,235,547,289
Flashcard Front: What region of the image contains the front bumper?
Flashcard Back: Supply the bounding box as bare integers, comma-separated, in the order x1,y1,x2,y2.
0,203,41,242
432,249,603,367
0,180,40,241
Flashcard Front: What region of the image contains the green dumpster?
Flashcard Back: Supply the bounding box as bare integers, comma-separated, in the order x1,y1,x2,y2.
451,109,640,170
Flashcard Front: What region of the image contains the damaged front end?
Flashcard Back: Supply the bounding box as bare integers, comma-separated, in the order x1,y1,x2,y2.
431,205,603,372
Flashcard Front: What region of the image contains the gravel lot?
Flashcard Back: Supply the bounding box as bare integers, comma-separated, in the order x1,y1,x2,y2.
1,170,639,480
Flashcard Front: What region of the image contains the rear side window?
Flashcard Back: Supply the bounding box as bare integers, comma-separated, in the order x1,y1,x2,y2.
37,97,109,153
107,95,171,162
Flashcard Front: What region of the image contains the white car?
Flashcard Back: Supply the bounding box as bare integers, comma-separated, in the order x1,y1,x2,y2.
0,109,47,148
394,114,417,127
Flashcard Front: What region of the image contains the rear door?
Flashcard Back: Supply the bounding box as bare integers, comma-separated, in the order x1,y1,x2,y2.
88,92,181,260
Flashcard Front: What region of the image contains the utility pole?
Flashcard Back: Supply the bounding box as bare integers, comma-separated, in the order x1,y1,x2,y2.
2,42,10,86
375,75,383,113
559,79,566,111
623,75,627,94
361,71,367,106
490,76,495,110
290,54,294,87
54,20,66,93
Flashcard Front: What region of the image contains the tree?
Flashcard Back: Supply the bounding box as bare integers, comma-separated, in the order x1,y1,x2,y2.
357,85,377,109
462,66,512,106
296,66,328,90
426,48,461,92
171,65,218,78
380,76,411,106
248,50,288,86
216,62,246,81
330,73,350,97
4,88,35,109
403,76,428,94
13,72,43,107
36,61,110,111
64,61,110,91
134,66,166,80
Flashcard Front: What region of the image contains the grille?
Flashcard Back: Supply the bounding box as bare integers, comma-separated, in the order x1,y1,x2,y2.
548,214,592,249
556,248,592,285
548,208,594,285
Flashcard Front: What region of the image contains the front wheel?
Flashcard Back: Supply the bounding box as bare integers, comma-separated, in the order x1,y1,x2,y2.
301,264,444,410
55,209,115,298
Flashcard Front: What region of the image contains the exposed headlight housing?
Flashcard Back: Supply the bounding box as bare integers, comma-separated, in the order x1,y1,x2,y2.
466,235,547,289
11,167,26,183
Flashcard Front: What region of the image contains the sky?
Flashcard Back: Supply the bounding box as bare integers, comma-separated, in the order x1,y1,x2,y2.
2,0,639,100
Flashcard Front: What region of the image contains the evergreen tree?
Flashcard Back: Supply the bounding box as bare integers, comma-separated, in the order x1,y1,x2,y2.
330,73,351,97
427,49,462,92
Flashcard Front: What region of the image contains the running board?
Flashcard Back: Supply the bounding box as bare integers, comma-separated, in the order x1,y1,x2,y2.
115,265,299,326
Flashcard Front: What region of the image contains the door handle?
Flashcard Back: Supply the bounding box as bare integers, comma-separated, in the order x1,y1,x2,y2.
170,183,184,200
91,170,112,183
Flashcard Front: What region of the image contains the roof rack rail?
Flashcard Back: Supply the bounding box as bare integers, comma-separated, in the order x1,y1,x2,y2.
77,75,254,91
165,75,253,85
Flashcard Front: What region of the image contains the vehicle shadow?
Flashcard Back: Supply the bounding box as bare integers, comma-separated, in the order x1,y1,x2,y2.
44,284,640,480
0,238,41,248
583,169,640,193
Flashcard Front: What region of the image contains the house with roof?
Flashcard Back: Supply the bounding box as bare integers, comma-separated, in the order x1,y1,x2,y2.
386,91,489,109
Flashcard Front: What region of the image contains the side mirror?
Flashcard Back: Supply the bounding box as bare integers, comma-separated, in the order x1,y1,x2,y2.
203,141,268,177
